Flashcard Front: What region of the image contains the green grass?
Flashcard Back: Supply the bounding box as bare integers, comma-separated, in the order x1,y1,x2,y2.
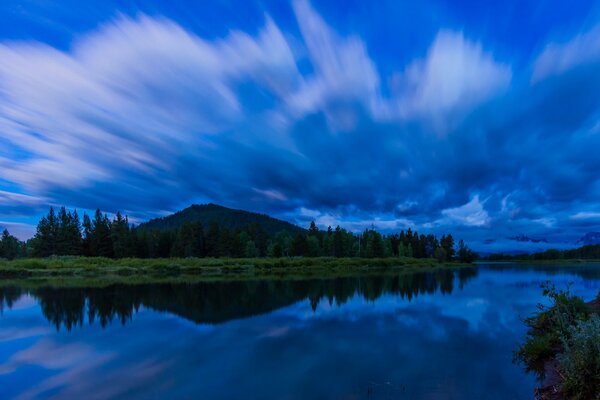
0,256,465,287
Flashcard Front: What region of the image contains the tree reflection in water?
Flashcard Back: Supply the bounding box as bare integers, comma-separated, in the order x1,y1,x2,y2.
0,268,478,331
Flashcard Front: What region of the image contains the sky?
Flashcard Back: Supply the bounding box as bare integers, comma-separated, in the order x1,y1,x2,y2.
1,0,600,252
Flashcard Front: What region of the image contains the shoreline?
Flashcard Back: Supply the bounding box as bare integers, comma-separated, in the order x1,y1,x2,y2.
536,298,600,400
0,256,471,287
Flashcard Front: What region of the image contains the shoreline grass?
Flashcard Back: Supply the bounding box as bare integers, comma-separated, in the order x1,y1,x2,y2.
0,256,470,288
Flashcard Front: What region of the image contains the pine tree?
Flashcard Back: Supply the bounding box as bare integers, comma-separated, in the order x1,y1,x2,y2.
244,240,259,258
440,234,455,261
291,233,308,256
0,229,21,260
371,230,384,258
90,209,113,257
111,211,130,258
457,240,477,263
333,226,343,258
32,207,59,257
82,213,93,256
205,221,220,257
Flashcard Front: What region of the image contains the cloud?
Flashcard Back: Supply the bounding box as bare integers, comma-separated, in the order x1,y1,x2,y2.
441,196,491,227
0,2,599,250
396,31,512,122
288,0,381,130
0,14,299,197
571,211,600,220
533,24,600,81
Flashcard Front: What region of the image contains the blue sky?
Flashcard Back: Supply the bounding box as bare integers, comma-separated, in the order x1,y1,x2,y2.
1,0,600,251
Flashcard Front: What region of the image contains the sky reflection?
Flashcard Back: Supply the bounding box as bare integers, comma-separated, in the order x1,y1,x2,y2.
2,264,600,399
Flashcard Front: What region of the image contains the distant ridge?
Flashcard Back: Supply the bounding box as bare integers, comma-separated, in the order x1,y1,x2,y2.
507,234,548,243
577,232,600,246
138,203,305,236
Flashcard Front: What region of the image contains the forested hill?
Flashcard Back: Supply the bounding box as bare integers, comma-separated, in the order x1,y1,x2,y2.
138,204,305,236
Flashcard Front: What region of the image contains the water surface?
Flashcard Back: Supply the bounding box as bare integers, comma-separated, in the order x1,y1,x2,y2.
2,263,600,399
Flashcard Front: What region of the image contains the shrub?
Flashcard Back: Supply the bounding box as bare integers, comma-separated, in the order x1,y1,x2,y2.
558,315,600,399
515,282,592,378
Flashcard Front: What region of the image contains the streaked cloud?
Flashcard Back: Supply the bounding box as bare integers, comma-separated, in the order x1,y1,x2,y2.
0,1,599,250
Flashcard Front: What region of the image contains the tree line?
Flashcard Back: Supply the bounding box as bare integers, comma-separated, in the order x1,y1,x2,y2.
486,244,600,261
0,207,477,262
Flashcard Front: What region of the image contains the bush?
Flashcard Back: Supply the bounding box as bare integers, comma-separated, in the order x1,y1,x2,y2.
558,315,600,399
515,282,592,378
516,283,600,398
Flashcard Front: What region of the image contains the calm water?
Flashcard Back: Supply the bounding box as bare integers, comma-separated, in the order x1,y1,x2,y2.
2,264,600,399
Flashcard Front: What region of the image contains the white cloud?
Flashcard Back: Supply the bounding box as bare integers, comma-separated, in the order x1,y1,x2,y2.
571,211,600,220
441,195,490,227
533,24,600,82
0,2,526,234
252,188,288,201
298,207,320,218
0,15,299,193
288,0,381,129
0,190,47,206
397,31,511,120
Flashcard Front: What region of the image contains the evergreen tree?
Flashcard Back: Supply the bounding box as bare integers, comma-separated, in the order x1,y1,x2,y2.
90,209,113,257
271,231,292,257
111,211,131,258
205,221,220,257
0,229,21,260
440,234,455,261
308,221,319,237
371,230,384,258
398,242,406,257
32,207,59,257
308,221,323,249
244,240,259,258
434,247,447,263
55,207,82,255
82,213,93,256
457,240,477,263
333,226,344,258
291,233,308,256
406,243,414,258
306,236,321,257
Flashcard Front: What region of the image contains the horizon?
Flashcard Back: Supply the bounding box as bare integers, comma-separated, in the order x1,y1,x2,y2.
2,0,600,253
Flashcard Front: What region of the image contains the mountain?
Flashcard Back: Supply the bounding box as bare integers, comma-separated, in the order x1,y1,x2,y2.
507,234,548,243
577,232,600,246
138,204,305,236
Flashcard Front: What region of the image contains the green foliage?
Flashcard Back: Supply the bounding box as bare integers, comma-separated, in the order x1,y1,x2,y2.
516,282,599,398
440,234,455,261
558,315,600,399
0,229,22,260
434,247,447,263
457,240,477,263
244,240,259,258
306,236,321,257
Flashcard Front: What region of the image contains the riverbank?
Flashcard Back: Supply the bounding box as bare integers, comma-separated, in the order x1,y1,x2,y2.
515,284,600,399
0,256,468,287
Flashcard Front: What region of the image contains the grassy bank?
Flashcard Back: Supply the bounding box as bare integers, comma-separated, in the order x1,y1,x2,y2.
515,283,600,399
0,256,466,287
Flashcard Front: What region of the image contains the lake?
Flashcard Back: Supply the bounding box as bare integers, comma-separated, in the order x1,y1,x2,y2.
2,263,600,399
